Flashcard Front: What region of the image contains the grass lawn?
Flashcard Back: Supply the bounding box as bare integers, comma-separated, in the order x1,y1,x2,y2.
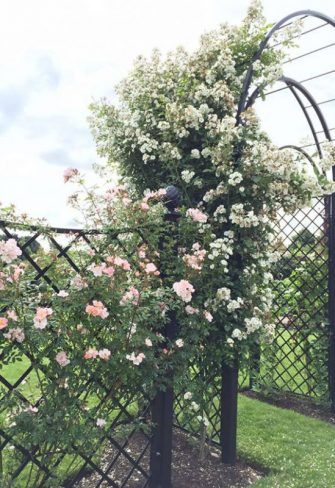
238,394,335,488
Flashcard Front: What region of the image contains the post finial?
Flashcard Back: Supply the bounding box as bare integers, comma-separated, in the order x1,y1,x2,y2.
161,185,182,211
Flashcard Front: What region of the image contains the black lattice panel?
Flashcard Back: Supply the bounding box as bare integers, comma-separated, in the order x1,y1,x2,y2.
0,223,151,488
254,198,330,400
174,359,221,446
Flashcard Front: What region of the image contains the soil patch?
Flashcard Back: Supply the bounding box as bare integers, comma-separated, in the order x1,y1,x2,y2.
76,429,263,487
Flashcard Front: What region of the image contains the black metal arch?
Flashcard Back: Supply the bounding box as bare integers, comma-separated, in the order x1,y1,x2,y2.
246,75,330,162
237,9,335,126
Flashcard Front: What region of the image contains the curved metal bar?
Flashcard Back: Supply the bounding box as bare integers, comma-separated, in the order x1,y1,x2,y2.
246,76,330,159
237,10,335,123
283,82,323,158
279,144,321,176
281,75,332,141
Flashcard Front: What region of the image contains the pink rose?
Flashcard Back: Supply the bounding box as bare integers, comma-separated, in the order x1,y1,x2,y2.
84,347,99,359
63,168,79,183
173,280,195,303
98,348,111,361
203,311,213,322
145,263,160,275
7,310,18,321
0,239,22,264
85,301,109,319
71,274,88,290
57,290,69,298
4,327,25,343
140,202,150,212
0,317,8,330
126,352,145,365
55,351,70,367
185,305,199,315
120,287,140,306
186,208,208,223
34,307,53,329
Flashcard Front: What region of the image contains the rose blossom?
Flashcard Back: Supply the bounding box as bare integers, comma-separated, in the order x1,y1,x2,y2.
84,347,99,359
144,263,159,275
126,352,145,366
120,287,140,306
186,208,208,223
98,348,111,360
7,310,18,321
85,300,109,319
0,317,8,330
57,290,69,298
4,327,25,343
145,338,153,347
140,202,150,212
185,305,199,315
63,168,79,183
107,256,131,271
71,274,88,290
203,311,213,322
96,418,106,427
0,272,5,290
55,351,70,367
33,307,53,329
10,265,24,282
175,338,184,348
173,280,195,303
0,239,22,264
88,263,106,276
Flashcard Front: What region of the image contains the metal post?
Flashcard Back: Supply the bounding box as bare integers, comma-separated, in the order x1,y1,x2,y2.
327,193,335,413
220,360,238,464
149,186,181,488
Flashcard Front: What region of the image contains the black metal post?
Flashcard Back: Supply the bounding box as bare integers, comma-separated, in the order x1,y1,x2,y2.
327,193,335,413
149,186,181,488
220,360,238,464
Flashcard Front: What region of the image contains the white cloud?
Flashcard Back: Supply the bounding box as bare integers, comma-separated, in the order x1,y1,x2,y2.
0,0,334,225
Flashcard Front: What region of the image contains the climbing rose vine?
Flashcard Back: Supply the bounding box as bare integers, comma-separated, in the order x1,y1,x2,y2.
89,0,335,362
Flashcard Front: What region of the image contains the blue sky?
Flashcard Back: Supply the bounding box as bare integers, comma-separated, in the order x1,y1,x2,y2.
0,0,334,226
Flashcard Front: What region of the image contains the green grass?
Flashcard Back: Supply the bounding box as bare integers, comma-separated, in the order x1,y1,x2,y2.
238,395,335,488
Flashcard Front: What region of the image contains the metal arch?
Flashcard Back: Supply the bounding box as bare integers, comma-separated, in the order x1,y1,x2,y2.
279,144,321,176
281,78,326,159
237,9,335,124
246,76,327,159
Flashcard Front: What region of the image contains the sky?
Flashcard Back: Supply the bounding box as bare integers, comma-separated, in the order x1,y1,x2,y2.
0,0,334,226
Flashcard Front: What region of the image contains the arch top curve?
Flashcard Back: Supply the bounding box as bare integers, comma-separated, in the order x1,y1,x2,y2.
237,9,335,122
255,10,335,64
